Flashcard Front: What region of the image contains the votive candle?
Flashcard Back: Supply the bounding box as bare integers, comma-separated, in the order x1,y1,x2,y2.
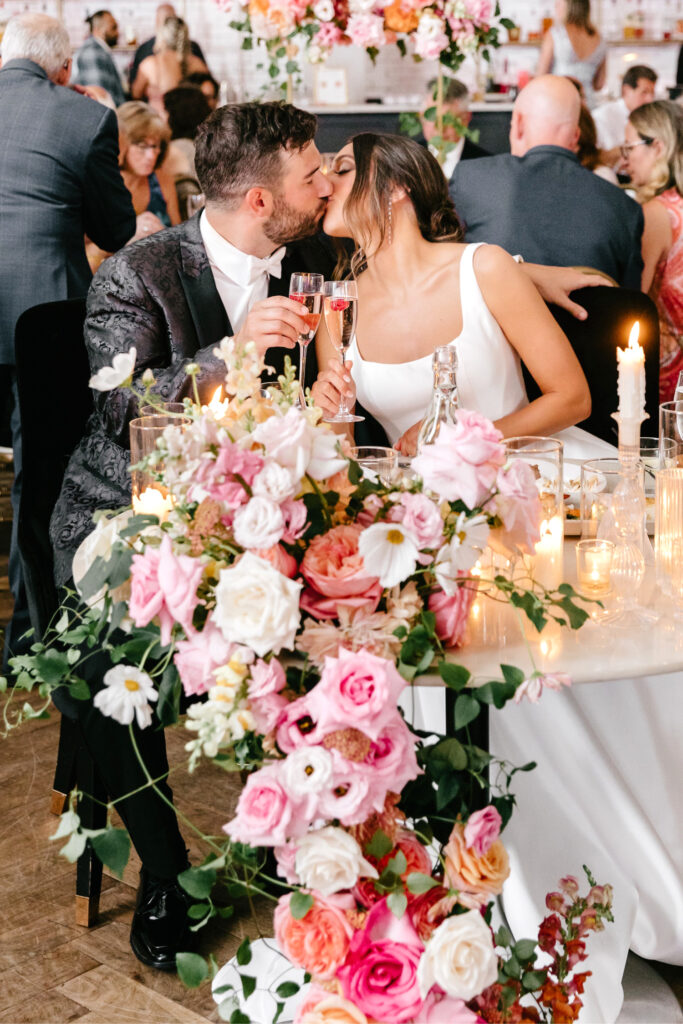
132,485,173,522
576,539,613,597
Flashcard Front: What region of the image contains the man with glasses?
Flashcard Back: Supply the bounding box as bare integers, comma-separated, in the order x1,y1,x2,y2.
449,74,644,288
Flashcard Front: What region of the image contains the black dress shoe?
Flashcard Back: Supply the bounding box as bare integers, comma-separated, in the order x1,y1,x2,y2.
130,867,194,971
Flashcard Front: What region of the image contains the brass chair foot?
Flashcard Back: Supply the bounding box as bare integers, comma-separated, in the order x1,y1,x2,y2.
75,894,99,928
50,789,67,815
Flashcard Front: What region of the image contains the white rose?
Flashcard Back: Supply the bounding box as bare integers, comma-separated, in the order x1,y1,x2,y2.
233,496,285,549
252,461,298,503
295,826,378,896
73,510,134,609
282,746,334,798
417,909,498,1002
213,552,302,657
307,428,347,481
313,0,335,19
253,407,312,478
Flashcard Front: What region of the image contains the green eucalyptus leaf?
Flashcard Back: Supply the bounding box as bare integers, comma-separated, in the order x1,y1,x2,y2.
241,974,256,1000
90,827,130,879
365,829,393,859
387,890,408,919
290,891,313,920
454,693,480,730
176,951,209,988
406,872,438,895
236,937,252,966
178,865,217,900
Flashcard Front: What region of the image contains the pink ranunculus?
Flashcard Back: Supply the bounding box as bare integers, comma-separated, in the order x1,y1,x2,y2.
346,12,386,48
494,459,542,554
173,620,234,697
337,898,424,1024
252,543,298,578
189,440,263,509
274,891,355,980
129,534,203,646
300,524,382,620
420,990,485,1023
275,694,321,753
223,763,302,847
428,582,475,648
464,806,502,857
308,647,406,741
412,411,505,508
281,497,308,543
398,492,444,551
248,657,286,699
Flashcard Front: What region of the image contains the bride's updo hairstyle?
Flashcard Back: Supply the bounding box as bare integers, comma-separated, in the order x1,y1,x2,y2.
342,132,463,274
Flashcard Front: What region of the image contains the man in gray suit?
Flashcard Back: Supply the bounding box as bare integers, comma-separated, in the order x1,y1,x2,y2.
0,13,135,667
449,75,644,290
73,9,126,107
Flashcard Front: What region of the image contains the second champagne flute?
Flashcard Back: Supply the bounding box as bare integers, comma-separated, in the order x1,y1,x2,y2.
322,279,364,423
289,272,323,409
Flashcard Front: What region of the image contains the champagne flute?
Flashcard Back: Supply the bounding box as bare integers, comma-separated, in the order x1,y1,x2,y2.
322,280,364,423
289,272,323,409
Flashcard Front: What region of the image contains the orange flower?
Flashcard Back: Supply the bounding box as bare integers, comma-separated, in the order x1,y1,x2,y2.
383,1,419,32
443,822,510,901
274,892,354,980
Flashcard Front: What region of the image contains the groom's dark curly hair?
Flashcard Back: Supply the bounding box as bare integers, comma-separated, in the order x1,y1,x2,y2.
195,101,318,206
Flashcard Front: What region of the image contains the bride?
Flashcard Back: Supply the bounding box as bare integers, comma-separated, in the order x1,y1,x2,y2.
312,133,591,452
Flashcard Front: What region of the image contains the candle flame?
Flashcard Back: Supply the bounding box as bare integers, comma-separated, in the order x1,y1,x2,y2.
628,321,640,350
209,386,223,407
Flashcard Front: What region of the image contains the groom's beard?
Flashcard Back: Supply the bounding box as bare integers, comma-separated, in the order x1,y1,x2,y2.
264,193,328,247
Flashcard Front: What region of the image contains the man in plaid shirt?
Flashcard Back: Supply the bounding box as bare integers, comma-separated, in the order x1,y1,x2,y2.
73,10,125,107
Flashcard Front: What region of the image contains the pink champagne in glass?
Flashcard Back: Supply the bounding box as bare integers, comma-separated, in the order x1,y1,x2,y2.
322,279,364,423
289,272,323,408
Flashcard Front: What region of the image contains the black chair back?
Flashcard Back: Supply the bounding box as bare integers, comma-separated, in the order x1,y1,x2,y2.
15,298,91,637
525,286,660,445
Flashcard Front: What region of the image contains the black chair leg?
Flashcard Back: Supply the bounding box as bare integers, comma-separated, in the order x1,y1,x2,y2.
50,712,79,815
74,738,107,927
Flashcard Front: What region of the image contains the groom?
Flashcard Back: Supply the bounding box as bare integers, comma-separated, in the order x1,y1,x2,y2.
50,102,339,972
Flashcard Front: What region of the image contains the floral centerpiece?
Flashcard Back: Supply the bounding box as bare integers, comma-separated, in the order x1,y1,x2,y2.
2,341,613,1024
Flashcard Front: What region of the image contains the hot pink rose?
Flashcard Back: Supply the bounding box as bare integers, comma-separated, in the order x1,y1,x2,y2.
189,440,263,508
421,991,485,1023
428,583,475,648
129,534,203,646
494,459,542,554
308,648,406,741
223,764,303,847
301,525,381,620
337,898,424,1024
253,543,298,578
412,411,505,508
274,891,355,980
398,492,444,551
464,806,502,857
173,620,234,697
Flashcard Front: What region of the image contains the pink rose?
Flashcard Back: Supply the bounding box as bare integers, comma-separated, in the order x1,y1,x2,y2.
251,692,289,734
301,524,381,620
129,534,203,646
189,440,263,508
223,764,303,847
464,806,502,857
421,991,485,1023
337,898,424,1024
173,620,234,697
253,543,298,578
494,460,542,554
346,12,386,49
274,841,300,885
274,891,355,980
398,492,444,551
281,497,308,543
315,21,345,47
248,657,286,699
308,648,406,741
428,583,475,648
363,713,420,791
412,411,505,508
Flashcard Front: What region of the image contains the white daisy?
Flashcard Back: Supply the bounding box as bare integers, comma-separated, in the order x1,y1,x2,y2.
435,513,489,592
89,347,136,391
93,664,158,729
358,521,420,588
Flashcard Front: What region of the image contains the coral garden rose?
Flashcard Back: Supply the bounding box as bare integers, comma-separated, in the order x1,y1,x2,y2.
412,410,505,508
274,891,355,979
252,543,298,578
213,551,302,657
464,805,502,857
129,533,204,646
301,524,382,620
173,620,235,697
417,909,498,1002
295,987,369,1024
428,583,475,647
443,822,510,901
408,885,452,941
307,647,407,742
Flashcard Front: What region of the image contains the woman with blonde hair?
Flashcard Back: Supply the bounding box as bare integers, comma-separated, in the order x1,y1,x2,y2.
624,99,683,401
131,16,208,115
538,0,606,107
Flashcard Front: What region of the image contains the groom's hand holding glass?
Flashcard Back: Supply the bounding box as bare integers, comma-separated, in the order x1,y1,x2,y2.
233,296,311,357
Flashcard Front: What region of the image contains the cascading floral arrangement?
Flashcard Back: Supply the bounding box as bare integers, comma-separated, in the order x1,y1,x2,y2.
3,341,613,1024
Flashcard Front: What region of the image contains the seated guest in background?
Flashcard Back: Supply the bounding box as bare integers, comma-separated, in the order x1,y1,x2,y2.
313,133,590,455
73,9,125,107
418,77,489,181
449,75,644,289
129,2,206,90
182,70,220,110
537,0,605,108
163,84,211,182
577,103,619,183
131,16,208,115
593,64,657,169
624,100,683,402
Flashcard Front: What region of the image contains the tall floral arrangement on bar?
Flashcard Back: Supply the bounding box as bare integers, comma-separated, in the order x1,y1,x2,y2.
2,342,613,1024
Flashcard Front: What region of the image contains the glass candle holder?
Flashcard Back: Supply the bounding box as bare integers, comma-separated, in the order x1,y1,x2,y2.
659,400,683,466
576,539,614,597
655,467,683,594
129,412,187,520
580,458,645,540
349,446,397,484
505,436,564,590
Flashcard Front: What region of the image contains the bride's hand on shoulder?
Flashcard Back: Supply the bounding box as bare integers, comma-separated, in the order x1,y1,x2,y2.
394,420,423,457
312,357,356,417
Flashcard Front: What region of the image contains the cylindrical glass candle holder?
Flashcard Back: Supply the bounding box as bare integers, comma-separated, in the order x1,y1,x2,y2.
505,436,564,589
350,446,397,484
655,467,683,594
576,539,614,597
580,458,645,540
659,401,683,466
129,412,187,520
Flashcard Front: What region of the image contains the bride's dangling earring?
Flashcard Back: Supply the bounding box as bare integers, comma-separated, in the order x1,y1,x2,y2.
387,197,393,246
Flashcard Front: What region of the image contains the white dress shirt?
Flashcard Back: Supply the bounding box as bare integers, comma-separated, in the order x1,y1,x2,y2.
430,136,465,181
199,211,285,333
592,96,628,154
